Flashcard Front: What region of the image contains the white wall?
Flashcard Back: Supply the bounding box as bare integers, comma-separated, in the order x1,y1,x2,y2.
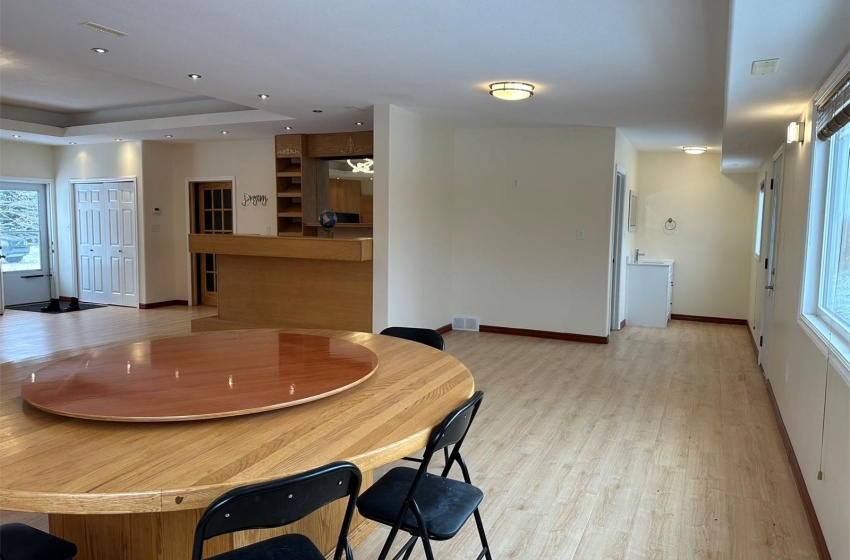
372,104,454,332
141,141,180,303
0,140,54,179
183,139,277,235
615,131,639,327
758,99,850,559
635,152,756,319
452,126,616,337
54,142,143,299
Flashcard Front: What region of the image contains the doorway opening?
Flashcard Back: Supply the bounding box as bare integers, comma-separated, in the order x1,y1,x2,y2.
610,171,627,331
1,180,53,307
189,180,234,306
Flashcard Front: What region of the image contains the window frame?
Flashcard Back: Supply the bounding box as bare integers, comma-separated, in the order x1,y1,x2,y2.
800,106,850,378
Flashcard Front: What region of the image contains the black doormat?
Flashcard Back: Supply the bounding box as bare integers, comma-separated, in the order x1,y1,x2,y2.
6,301,107,314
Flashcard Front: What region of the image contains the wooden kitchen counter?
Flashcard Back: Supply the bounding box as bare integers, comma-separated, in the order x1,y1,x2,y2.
189,234,373,332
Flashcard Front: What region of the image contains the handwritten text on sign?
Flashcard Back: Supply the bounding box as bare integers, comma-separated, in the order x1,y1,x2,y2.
242,194,269,206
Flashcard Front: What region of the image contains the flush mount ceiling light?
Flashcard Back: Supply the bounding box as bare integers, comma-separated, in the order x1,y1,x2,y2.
284,126,292,130
91,47,108,54
751,59,780,75
489,82,535,101
682,146,707,155
220,130,229,135
69,142,77,145
12,134,21,138
258,93,269,99
355,122,364,126
188,73,201,80
348,159,374,174
115,138,123,141
164,135,173,138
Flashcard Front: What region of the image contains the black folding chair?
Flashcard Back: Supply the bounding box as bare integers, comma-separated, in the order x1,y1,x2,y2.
192,461,361,560
380,327,446,351
0,523,77,560
356,391,491,560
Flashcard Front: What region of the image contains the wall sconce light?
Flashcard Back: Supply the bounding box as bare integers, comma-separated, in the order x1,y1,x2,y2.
787,121,804,143
489,82,535,101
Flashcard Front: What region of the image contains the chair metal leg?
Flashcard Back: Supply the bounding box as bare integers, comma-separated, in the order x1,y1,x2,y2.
473,508,492,560
387,535,418,560
420,533,436,560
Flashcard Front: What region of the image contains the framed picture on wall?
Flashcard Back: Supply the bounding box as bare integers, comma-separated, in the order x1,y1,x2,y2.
628,190,638,232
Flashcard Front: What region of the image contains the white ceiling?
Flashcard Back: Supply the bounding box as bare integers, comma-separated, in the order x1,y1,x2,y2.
0,0,847,171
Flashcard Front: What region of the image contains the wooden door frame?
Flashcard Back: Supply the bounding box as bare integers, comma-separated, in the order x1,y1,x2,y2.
185,176,236,306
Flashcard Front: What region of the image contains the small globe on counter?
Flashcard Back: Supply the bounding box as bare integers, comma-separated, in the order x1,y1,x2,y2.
319,210,337,229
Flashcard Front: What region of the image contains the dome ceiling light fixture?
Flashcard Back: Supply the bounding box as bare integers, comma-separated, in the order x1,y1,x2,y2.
489,81,535,101
682,146,707,155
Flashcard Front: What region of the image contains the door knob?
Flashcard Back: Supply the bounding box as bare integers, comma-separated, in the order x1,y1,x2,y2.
765,285,774,290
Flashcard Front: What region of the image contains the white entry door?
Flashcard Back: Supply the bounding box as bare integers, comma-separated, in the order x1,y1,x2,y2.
759,153,783,372
76,181,138,307
1,181,52,305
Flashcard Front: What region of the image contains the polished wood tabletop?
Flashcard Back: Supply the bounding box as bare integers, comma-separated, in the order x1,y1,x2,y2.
21,332,378,422
0,328,474,515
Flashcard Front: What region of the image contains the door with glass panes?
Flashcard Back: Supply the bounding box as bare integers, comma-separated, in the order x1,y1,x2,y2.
192,182,233,306
0,181,51,306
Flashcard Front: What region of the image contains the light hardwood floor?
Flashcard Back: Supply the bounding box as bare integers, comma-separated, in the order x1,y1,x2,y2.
0,306,818,559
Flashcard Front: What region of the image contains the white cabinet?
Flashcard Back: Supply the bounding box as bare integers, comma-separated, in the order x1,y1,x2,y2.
626,260,674,328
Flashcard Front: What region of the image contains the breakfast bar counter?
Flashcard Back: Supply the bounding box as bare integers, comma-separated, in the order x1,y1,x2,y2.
188,234,373,332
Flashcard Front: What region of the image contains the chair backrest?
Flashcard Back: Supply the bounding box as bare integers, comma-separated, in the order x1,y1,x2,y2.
192,461,361,560
423,391,483,474
380,327,445,351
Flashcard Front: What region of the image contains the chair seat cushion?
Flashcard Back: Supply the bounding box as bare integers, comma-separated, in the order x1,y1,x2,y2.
0,523,78,560
357,466,484,540
206,533,325,560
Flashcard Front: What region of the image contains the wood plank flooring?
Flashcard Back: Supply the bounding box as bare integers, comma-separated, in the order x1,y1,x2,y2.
0,306,818,559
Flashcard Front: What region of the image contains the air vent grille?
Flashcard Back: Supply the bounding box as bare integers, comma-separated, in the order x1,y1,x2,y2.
452,316,479,332
80,22,128,37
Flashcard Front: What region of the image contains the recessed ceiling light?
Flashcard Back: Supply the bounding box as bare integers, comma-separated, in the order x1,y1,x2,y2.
258,93,270,99
188,74,202,80
164,135,173,138
221,130,229,135
69,142,77,145
489,82,535,101
91,47,109,54
682,146,707,155
12,134,21,138
285,126,292,130
355,122,364,126
312,109,323,113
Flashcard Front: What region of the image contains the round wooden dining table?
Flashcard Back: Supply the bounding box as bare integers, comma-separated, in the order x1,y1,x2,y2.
0,328,474,560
